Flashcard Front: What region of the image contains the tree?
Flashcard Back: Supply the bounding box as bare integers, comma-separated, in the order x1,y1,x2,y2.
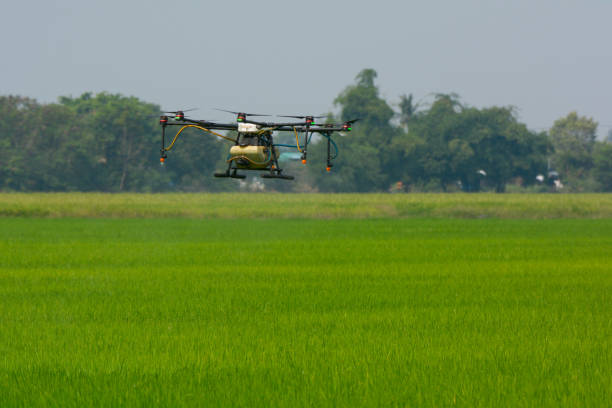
58,93,229,192
59,93,165,191
0,96,40,190
334,69,395,133
309,69,398,191
0,96,83,191
549,112,598,182
593,142,612,191
400,94,463,191
394,97,547,192
465,107,548,192
398,94,417,130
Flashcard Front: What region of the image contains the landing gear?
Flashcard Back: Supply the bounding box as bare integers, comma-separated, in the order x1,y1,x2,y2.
262,142,294,179
213,133,294,180
214,168,293,180
262,173,294,180
214,168,246,179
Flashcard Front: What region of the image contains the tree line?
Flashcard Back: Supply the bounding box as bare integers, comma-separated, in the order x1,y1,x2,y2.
1,69,611,193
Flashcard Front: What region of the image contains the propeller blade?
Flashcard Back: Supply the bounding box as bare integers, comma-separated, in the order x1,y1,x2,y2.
163,107,198,114
214,108,239,114
214,108,271,117
277,114,327,119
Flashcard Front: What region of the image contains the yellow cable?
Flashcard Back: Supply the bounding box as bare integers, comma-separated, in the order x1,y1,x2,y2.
293,127,303,153
165,125,236,151
256,127,278,135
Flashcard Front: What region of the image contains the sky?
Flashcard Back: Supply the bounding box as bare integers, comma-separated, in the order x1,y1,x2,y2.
2,0,611,135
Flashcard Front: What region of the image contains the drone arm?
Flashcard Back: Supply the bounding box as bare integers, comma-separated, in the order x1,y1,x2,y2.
269,125,347,132
175,118,239,131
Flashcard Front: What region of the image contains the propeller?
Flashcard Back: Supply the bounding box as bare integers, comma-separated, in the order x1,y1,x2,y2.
277,114,327,126
163,108,198,114
342,118,360,131
151,108,199,121
149,108,198,118
214,108,271,117
277,114,327,119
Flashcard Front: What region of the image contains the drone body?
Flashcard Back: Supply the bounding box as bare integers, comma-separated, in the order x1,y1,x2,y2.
158,109,358,180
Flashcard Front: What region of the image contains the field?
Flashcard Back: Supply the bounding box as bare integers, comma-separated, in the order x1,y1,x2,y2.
0,194,611,406
2,192,612,218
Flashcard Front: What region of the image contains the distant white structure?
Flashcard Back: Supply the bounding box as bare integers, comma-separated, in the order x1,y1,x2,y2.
238,178,265,191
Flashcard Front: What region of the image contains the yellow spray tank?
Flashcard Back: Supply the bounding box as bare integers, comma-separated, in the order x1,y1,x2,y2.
228,145,277,169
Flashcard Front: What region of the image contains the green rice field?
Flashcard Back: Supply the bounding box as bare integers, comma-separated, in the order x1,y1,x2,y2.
0,194,611,406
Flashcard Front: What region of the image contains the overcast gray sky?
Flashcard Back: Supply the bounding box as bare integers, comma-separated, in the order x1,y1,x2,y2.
2,0,611,134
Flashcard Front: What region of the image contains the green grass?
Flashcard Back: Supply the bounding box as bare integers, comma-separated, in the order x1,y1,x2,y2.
1,192,612,218
1,217,611,406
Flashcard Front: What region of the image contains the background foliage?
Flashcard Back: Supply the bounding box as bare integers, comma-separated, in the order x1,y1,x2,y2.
1,70,610,192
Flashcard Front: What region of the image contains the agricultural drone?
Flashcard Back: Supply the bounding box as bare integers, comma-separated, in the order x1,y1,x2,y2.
157,109,358,180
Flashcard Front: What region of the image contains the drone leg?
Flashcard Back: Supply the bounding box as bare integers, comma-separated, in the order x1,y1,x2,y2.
270,146,281,176
302,130,308,164
261,147,294,180
214,161,233,178
326,133,332,171
230,168,246,179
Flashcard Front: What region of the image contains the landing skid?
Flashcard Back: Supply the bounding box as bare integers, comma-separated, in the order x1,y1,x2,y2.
214,169,294,180
214,170,246,179
262,173,294,180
